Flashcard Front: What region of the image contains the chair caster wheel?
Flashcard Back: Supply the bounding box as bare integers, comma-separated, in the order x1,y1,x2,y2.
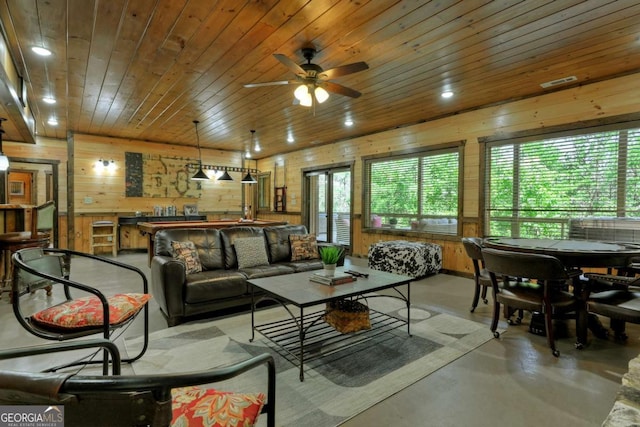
552,349,560,357
515,317,522,325
615,332,628,342
482,298,488,304
470,307,476,313
575,342,584,350
493,331,500,338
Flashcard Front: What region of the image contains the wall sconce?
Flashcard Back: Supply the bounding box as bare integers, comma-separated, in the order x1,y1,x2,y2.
96,159,116,172
0,118,9,171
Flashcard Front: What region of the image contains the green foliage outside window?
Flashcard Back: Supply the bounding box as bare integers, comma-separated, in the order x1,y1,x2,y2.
367,149,460,231
487,129,640,238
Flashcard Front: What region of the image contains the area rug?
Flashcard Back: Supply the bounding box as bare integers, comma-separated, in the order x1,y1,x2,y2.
125,298,493,427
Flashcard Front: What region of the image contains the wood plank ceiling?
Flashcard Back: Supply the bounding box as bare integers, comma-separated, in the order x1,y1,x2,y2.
1,0,640,158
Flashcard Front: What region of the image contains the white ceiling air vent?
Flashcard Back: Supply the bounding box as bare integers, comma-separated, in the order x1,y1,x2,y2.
540,76,577,88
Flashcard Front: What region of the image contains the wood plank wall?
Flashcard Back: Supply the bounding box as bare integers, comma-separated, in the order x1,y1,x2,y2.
3,74,640,265
70,134,246,253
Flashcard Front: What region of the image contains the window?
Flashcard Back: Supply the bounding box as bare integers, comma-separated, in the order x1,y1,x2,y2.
363,143,462,234
484,126,640,239
256,172,270,210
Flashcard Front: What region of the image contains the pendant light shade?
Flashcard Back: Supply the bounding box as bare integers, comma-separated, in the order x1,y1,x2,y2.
217,170,233,181
190,120,209,181
241,171,257,184
191,167,209,180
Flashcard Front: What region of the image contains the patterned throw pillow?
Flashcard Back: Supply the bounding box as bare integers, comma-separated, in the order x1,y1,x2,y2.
31,293,151,330
171,241,203,274
290,234,319,261
171,386,265,427
234,237,269,269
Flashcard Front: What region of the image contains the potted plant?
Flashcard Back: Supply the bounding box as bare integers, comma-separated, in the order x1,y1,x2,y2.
389,218,398,228
319,245,344,277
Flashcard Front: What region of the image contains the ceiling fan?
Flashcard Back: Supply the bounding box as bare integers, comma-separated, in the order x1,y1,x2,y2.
244,47,369,108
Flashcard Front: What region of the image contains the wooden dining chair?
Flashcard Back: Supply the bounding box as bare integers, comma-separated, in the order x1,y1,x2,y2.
582,273,640,341
0,201,56,298
481,247,584,357
461,237,491,312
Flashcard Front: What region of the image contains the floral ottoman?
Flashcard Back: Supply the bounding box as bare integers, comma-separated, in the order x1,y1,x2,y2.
367,240,442,278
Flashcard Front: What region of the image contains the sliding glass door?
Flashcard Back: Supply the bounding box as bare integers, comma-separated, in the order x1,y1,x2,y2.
304,165,352,249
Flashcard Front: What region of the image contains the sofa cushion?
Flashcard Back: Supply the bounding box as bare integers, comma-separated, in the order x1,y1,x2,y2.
184,270,249,303
234,237,269,269
31,293,151,330
263,225,309,263
171,241,203,274
155,229,225,270
171,386,265,427
220,227,266,269
290,234,319,261
240,264,295,279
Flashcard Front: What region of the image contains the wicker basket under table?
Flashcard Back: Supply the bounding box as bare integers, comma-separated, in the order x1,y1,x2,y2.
324,299,371,333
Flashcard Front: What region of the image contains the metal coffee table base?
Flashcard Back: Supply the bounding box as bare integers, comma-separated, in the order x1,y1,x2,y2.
250,292,411,381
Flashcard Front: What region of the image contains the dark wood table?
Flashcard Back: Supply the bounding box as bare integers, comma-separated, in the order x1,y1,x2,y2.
483,237,640,345
137,219,287,265
483,238,640,268
248,266,412,381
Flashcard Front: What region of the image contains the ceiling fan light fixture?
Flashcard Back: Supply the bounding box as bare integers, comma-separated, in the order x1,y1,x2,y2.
299,92,313,107
294,84,309,101
315,86,329,103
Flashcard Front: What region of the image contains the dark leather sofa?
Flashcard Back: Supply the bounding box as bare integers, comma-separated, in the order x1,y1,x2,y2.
151,224,322,326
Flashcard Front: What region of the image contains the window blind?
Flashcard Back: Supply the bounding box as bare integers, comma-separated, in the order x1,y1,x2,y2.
485,128,640,239
365,147,460,233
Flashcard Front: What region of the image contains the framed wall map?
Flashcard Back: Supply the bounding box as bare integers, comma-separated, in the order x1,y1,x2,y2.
125,152,202,198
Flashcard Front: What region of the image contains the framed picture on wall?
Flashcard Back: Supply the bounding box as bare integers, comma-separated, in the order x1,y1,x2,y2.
9,181,25,196
183,204,198,216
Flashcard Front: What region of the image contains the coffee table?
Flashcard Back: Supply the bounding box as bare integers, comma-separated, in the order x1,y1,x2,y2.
248,266,413,381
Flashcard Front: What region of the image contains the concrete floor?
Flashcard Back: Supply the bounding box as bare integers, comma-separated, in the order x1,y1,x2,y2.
1,252,638,426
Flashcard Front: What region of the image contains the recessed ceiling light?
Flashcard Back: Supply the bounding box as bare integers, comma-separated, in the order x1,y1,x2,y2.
441,91,454,99
344,119,354,127
31,46,52,56
287,135,294,143
43,97,56,104
47,118,58,126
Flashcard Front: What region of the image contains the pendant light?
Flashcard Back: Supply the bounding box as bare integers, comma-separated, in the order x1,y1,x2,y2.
241,130,257,184
241,171,257,184
0,118,9,171
217,170,233,181
190,120,209,180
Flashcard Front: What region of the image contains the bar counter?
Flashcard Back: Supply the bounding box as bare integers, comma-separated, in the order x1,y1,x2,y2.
138,219,288,265
0,204,35,234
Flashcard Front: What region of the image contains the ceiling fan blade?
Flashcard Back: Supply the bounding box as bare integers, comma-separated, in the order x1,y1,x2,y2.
244,80,297,88
320,62,369,79
273,54,306,76
320,81,362,98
